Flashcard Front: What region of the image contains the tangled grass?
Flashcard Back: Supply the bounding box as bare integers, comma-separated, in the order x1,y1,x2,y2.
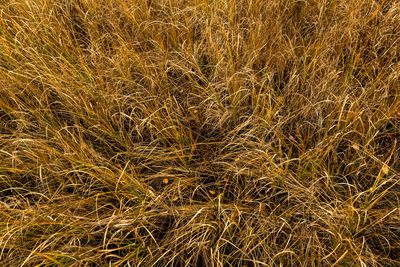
0,0,399,266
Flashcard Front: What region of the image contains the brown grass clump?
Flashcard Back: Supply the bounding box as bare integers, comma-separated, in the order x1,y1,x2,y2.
0,0,399,266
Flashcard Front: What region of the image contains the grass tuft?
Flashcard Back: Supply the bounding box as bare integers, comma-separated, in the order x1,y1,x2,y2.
1,0,399,266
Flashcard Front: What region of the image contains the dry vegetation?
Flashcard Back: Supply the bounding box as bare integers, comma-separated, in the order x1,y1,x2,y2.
0,0,399,266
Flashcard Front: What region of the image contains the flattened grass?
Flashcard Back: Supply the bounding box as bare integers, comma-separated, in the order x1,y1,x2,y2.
0,0,399,266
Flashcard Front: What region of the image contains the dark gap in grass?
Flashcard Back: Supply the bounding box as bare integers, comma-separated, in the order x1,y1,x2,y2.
67,0,90,49
0,113,17,134
83,130,126,158
152,214,176,244
198,54,215,82
193,141,220,163
365,229,400,265
166,68,189,88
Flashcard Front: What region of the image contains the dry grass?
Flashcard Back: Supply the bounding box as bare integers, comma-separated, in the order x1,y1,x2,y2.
0,0,399,266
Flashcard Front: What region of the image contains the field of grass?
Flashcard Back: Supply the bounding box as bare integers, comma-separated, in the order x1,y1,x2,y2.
0,0,399,266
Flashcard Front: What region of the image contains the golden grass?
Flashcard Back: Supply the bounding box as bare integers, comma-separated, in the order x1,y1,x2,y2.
0,0,399,266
